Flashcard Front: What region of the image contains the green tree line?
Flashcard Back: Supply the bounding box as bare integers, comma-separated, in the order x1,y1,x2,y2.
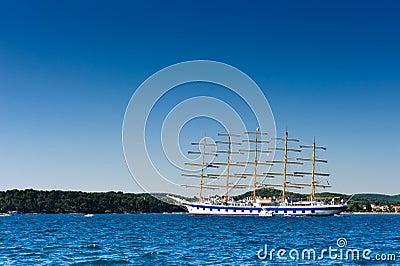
0,189,186,214
2,188,398,214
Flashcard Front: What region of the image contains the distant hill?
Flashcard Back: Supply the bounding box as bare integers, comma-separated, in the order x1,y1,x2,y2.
353,193,400,205
234,188,352,201
235,187,400,203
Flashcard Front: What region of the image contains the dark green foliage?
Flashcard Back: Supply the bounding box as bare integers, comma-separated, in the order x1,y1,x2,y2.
233,188,293,200
0,189,186,214
353,193,400,205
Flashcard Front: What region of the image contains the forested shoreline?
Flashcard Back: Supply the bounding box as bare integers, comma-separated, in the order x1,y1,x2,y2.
0,189,186,214
1,188,399,214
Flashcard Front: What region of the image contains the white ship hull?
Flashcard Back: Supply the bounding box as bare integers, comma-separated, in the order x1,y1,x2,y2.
184,202,347,217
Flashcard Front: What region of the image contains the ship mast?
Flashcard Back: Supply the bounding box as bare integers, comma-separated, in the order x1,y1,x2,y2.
295,138,331,201
212,131,245,202
237,128,272,203
266,129,304,202
182,136,218,202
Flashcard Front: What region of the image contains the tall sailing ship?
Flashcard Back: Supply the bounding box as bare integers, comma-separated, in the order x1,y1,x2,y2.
180,129,348,216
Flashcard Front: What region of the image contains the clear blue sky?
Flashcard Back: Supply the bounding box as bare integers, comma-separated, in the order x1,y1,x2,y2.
0,1,399,194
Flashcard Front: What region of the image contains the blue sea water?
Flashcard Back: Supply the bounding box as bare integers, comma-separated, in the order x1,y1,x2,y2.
0,214,399,265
